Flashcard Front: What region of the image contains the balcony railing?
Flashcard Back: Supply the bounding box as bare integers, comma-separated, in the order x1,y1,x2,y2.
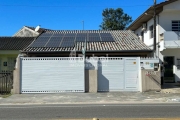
164,31,180,48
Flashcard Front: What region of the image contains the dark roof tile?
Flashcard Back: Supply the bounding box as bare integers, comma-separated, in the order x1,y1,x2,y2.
0,37,35,50
23,30,151,52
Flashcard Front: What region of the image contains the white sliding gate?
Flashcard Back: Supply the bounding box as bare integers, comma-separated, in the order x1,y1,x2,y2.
20,57,84,93
98,57,140,92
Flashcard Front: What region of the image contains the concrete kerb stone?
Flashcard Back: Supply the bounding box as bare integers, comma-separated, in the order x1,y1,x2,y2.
1,92,180,105
55,118,180,120
160,89,180,94
0,101,180,105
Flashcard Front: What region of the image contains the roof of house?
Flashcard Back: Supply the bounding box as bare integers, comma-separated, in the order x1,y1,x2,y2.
23,29,151,52
0,37,35,50
127,0,177,31
24,26,45,34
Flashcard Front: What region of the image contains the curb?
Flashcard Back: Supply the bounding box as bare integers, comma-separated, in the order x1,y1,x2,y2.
0,101,180,105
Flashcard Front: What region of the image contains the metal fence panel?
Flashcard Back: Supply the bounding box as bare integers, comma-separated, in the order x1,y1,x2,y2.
124,58,139,91
21,57,84,93
98,58,124,91
0,71,13,94
97,57,139,92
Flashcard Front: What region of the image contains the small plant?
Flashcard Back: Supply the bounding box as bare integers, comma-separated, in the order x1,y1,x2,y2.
0,93,12,98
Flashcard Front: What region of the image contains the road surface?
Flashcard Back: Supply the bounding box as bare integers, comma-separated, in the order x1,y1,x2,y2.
0,104,180,119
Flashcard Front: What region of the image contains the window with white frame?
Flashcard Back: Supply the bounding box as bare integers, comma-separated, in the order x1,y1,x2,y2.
177,59,180,70
149,25,153,38
172,21,180,31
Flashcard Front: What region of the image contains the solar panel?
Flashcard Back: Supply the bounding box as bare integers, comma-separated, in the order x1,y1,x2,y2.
100,33,114,42
76,37,86,42
64,33,76,37
40,33,53,37
30,37,50,47
101,37,114,42
53,33,64,37
76,33,87,37
100,33,112,37
89,37,101,42
89,33,100,37
30,32,115,48
45,37,63,47
60,37,75,47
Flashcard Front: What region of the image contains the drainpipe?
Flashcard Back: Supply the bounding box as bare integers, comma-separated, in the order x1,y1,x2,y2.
157,14,160,59
153,0,157,56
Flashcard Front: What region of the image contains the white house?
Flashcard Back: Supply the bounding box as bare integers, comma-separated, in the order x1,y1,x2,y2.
127,0,180,83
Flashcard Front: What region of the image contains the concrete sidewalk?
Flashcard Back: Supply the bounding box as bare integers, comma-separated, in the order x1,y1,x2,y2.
0,91,180,105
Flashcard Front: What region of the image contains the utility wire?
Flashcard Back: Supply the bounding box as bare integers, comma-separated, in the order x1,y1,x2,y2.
0,4,151,8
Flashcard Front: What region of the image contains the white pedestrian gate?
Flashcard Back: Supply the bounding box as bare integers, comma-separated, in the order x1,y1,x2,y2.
98,57,140,91
20,57,84,93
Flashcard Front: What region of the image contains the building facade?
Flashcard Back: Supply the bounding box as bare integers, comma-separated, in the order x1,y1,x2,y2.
127,0,180,83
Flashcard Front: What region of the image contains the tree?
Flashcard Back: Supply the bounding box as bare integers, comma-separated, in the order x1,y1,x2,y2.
99,8,132,30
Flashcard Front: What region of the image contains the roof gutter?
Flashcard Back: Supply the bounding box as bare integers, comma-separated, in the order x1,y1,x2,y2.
21,50,153,54
85,50,152,53
127,7,153,30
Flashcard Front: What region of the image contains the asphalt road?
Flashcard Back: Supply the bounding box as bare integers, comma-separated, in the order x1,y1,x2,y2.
0,104,180,120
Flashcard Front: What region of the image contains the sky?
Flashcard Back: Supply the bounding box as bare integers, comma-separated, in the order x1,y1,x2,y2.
0,0,165,36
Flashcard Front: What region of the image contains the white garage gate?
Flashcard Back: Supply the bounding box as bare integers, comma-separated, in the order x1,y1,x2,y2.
20,57,84,93
98,57,140,92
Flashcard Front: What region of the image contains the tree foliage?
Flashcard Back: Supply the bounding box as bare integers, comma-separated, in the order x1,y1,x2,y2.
99,8,132,30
